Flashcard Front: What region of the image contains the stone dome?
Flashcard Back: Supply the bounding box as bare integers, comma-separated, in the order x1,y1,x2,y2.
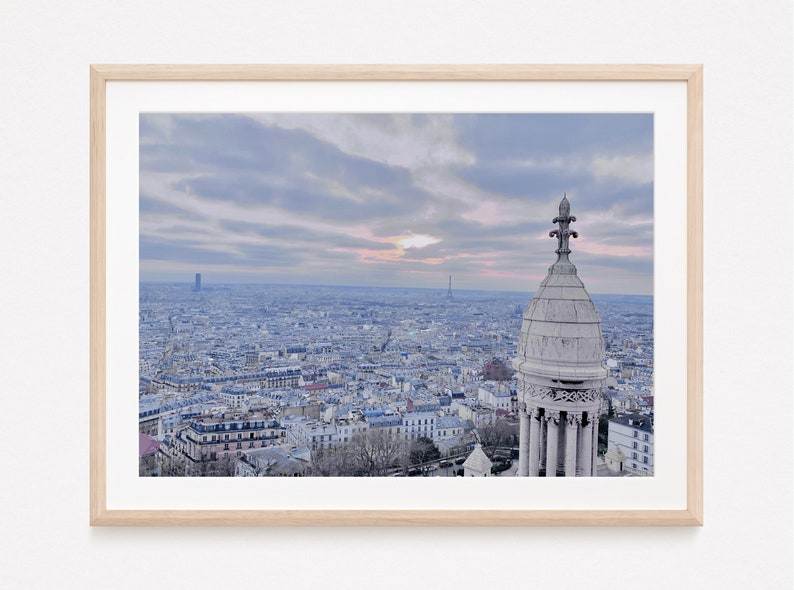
513,267,607,386
512,196,607,390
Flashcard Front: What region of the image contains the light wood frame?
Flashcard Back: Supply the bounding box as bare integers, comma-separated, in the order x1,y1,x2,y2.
90,64,703,526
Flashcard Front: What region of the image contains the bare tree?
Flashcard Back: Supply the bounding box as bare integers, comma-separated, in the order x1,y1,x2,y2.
185,454,238,477
158,452,186,477
476,417,516,458
310,444,356,476
408,437,441,475
350,429,406,476
139,455,157,477
306,430,406,477
210,455,239,476
369,429,406,476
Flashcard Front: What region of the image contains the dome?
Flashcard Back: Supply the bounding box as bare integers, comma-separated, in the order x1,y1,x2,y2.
512,196,607,389
513,267,607,385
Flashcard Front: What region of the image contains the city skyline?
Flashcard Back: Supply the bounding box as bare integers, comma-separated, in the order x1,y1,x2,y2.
140,281,654,478
140,113,653,295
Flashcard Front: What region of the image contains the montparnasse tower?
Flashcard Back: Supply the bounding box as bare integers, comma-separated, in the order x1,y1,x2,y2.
513,196,607,477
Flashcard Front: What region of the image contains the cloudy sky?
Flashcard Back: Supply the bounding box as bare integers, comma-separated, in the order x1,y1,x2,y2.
139,113,653,295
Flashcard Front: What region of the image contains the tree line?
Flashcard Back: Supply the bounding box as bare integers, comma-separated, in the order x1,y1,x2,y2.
309,429,441,477
143,417,519,477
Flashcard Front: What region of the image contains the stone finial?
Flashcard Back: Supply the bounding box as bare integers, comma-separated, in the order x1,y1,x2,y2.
549,194,578,264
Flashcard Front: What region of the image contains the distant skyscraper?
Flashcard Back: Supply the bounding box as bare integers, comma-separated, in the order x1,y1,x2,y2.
513,196,607,477
447,275,453,299
194,273,202,292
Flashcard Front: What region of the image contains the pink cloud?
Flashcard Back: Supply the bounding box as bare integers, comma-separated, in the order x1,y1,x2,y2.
576,241,652,257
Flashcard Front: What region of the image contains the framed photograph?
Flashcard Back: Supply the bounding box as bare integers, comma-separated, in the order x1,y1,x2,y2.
90,64,702,526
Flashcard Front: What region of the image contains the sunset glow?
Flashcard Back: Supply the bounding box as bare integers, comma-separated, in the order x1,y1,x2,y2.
394,234,441,249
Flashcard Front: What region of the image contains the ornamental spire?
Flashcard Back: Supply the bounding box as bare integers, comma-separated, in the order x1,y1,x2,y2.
549,193,578,265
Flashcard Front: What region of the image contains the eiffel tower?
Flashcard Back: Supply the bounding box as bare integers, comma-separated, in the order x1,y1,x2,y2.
446,275,453,299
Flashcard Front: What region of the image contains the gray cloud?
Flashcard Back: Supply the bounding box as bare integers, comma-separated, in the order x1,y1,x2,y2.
142,114,435,224
139,113,654,294
455,113,653,160
140,195,204,220
217,219,396,252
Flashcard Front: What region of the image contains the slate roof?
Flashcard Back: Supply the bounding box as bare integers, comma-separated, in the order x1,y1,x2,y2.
610,413,653,433
139,433,160,457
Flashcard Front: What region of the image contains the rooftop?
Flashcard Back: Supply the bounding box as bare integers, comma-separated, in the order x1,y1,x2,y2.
610,413,653,433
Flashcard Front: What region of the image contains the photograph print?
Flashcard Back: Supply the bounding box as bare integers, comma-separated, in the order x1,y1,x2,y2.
137,113,654,479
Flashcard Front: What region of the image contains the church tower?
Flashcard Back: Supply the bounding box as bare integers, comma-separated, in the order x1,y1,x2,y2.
513,196,607,477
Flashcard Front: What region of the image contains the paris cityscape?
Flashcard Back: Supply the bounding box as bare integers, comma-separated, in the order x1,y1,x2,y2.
139,278,654,477
138,112,655,478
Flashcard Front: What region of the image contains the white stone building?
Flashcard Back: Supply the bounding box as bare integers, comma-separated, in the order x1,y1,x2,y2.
604,444,627,473
436,415,464,438
220,386,248,410
457,403,494,428
334,417,369,444
402,411,437,440
607,413,654,475
513,197,607,477
463,444,493,477
284,418,338,451
477,384,513,412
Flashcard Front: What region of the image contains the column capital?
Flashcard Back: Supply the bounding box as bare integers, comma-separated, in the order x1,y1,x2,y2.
566,412,582,428
546,410,560,424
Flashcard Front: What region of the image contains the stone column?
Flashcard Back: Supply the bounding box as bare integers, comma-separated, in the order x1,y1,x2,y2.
539,410,547,474
591,413,599,477
545,411,560,477
528,408,540,476
557,428,566,476
564,413,579,477
518,404,530,477
580,416,593,477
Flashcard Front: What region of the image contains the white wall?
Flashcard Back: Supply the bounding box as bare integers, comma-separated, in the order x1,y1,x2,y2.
1,2,791,589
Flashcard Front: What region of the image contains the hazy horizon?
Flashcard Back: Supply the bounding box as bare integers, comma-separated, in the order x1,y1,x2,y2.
139,278,653,299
